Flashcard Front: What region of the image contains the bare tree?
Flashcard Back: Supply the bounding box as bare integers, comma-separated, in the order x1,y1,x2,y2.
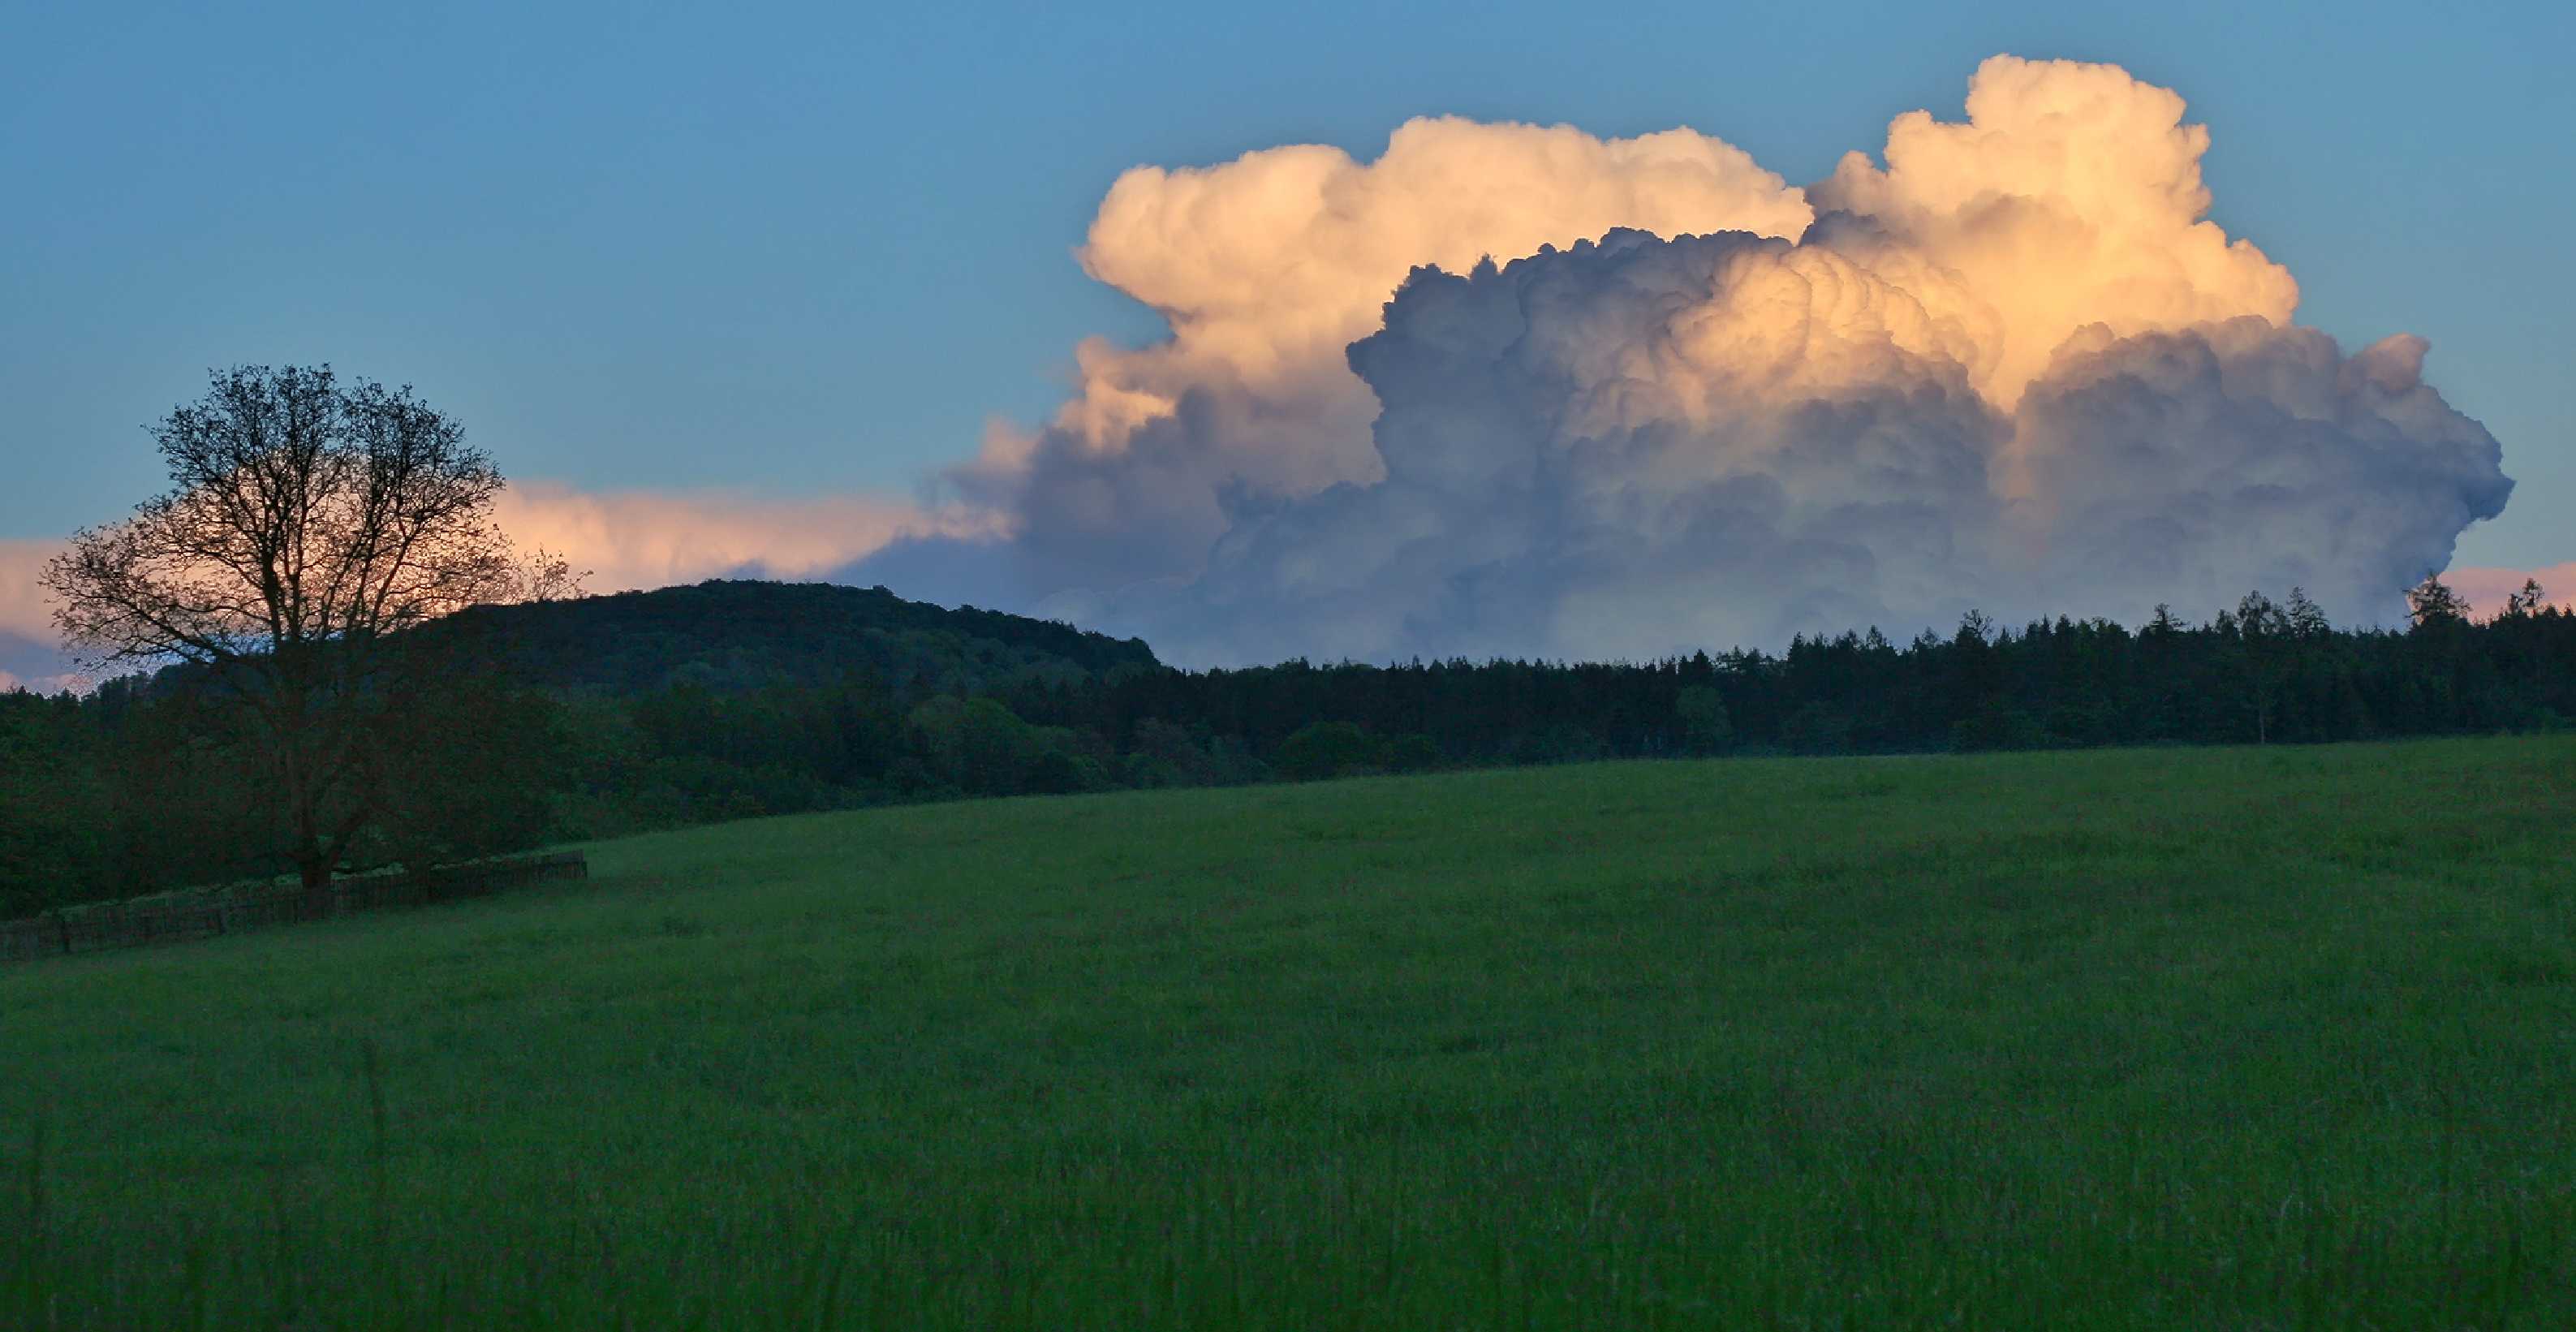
42,365,575,898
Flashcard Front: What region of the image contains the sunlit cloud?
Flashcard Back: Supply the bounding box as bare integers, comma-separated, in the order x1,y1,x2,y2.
2447,563,2576,617
2,486,1003,679
492,481,1008,597
0,539,57,646
7,55,2561,668
863,54,2520,662
934,113,1815,596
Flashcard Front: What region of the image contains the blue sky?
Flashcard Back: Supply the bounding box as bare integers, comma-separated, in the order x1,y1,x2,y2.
3,0,2568,574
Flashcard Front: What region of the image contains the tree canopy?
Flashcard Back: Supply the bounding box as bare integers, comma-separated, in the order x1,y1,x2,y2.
41,365,571,889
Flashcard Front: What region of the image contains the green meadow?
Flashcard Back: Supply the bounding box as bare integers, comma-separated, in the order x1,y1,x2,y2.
5,737,2574,1328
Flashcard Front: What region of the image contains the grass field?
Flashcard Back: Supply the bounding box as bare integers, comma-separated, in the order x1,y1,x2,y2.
5,737,2575,1328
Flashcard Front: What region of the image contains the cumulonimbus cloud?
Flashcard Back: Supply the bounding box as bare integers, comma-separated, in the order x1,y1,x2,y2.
937,113,1816,597
5,55,2548,675
859,54,2521,662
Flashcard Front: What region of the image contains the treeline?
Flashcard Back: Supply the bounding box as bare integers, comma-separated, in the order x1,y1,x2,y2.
0,650,562,916
1032,586,2576,765
4,579,2570,916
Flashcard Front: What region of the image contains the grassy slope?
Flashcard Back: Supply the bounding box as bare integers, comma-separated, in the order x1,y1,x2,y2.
4,737,2574,1328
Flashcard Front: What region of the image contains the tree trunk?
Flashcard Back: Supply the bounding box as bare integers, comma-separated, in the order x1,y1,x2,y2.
299,854,334,920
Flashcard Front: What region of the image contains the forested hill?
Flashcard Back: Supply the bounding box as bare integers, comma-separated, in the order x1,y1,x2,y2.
7,576,2570,917
438,579,1159,695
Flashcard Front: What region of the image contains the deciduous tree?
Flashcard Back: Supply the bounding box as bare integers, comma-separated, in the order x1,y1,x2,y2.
41,365,574,897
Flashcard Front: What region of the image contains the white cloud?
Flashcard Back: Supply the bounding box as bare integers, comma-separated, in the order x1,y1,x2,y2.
881,54,2515,662
11,56,2550,666
937,112,1815,599
1811,55,2299,410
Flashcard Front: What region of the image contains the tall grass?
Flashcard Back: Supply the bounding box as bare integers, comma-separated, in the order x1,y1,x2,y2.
3,736,2574,1327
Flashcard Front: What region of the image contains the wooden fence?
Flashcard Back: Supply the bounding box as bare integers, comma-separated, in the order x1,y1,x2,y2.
0,851,588,965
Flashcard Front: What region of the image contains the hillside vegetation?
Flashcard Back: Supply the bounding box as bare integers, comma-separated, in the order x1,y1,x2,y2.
6,737,2574,1328
446,578,1161,694
7,577,2572,917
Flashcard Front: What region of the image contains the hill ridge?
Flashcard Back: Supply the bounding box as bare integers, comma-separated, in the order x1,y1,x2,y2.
442,578,1158,694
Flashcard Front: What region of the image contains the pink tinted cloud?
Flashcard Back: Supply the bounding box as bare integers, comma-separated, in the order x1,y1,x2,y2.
0,485,1007,658
2446,562,2576,617
492,481,1009,596
0,539,56,644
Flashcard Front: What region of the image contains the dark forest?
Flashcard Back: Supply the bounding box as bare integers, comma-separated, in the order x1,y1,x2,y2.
4,575,2569,917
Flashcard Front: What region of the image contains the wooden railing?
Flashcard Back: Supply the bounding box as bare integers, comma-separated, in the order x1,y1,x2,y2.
0,852,588,965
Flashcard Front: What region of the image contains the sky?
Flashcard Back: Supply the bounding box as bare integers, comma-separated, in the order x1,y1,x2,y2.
2,0,2570,679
